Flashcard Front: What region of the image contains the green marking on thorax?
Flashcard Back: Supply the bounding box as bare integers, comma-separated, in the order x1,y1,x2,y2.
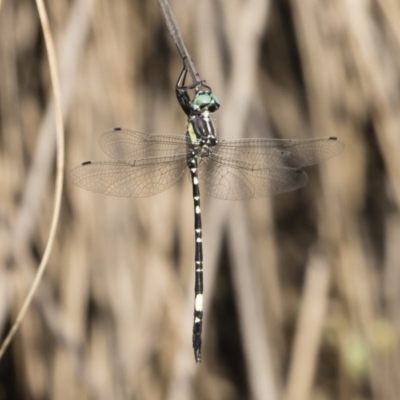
187,121,198,144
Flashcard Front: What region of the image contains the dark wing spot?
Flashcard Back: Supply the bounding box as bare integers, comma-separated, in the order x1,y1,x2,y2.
295,168,303,174
82,161,91,165
328,137,338,140
113,127,122,131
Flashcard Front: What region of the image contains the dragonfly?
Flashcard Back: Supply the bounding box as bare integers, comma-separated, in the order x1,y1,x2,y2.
68,66,344,363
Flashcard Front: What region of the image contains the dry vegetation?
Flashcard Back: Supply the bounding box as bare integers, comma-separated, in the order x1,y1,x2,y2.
1,0,400,399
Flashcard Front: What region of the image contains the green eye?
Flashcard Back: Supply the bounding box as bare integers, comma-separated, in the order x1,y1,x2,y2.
209,95,220,111
191,93,221,112
193,94,212,107
211,94,220,106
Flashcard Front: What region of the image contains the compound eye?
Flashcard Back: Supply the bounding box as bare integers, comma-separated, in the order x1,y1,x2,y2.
209,96,220,112
191,92,221,112
211,95,220,108
192,94,212,110
208,95,220,113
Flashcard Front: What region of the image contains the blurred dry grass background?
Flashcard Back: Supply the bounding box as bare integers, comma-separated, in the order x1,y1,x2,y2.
1,0,400,399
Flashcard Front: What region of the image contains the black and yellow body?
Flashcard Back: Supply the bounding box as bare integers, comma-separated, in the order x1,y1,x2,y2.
177,66,220,362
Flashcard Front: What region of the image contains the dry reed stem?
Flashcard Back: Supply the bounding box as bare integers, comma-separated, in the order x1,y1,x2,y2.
0,0,65,360
382,213,400,399
4,4,93,375
219,0,280,398
345,0,400,210
340,1,400,398
229,203,279,400
284,249,331,400
290,1,373,398
12,0,91,251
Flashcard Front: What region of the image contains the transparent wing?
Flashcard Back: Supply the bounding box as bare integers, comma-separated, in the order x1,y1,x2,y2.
99,128,190,163
212,137,344,169
67,155,187,197
199,155,308,200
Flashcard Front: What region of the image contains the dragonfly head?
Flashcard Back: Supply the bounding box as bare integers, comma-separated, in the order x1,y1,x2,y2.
191,92,220,114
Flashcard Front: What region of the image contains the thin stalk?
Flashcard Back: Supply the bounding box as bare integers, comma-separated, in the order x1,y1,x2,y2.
0,0,65,359
156,0,201,83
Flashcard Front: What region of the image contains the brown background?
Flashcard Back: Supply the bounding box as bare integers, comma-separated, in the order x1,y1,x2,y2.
1,0,400,399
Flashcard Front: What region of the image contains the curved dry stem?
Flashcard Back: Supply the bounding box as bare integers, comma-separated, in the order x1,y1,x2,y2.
0,0,64,359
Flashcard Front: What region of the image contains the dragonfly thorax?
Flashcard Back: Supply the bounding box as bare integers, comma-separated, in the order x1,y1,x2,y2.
187,112,218,146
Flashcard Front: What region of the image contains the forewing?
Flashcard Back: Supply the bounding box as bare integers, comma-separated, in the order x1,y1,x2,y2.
67,155,187,197
212,137,344,169
99,128,190,163
198,156,308,200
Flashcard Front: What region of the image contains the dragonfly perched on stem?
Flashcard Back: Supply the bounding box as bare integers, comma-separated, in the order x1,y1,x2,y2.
68,66,344,363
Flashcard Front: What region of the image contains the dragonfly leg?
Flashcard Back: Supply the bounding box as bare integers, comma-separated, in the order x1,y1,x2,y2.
176,65,213,116
176,66,192,116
